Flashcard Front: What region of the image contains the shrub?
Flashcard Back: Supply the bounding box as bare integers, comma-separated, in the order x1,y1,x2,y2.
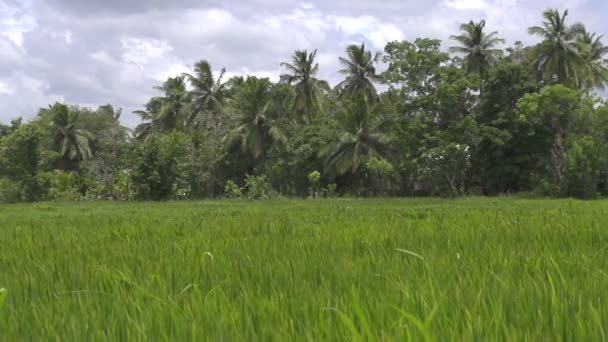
0,179,21,203
48,170,82,201
323,183,338,198
224,180,243,199
244,175,274,200
308,171,321,198
418,143,471,197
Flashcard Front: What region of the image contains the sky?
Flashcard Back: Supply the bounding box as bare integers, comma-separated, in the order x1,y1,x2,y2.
1,0,607,127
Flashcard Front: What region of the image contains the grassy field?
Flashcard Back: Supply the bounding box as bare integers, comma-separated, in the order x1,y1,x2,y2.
0,198,607,340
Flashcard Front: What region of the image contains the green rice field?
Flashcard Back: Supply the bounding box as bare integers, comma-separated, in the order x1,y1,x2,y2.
1,198,607,340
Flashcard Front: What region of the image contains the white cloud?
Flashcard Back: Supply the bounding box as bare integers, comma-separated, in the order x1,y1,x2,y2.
368,23,404,48
0,81,14,95
331,15,377,36
90,51,115,64
330,15,404,48
155,61,191,81
121,37,173,66
0,3,37,47
444,0,488,10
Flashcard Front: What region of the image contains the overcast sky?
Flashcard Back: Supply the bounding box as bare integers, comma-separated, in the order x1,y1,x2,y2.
1,0,607,126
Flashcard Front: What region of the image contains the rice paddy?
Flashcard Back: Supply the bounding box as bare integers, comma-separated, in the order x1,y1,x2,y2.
1,198,607,340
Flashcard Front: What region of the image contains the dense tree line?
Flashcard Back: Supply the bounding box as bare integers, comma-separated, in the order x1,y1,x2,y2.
2,8,608,202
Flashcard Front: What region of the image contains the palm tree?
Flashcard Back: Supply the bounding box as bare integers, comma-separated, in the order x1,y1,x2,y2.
280,49,329,123
321,97,392,178
45,103,93,170
450,20,505,78
134,76,189,141
337,43,381,105
574,26,608,90
227,77,287,161
182,60,228,130
528,9,584,86
134,97,163,142
154,76,189,131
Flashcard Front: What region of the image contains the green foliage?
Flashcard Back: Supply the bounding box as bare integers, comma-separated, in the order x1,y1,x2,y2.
42,103,93,170
0,123,50,201
244,174,274,200
323,183,338,198
280,50,328,122
366,157,395,175
223,180,243,199
418,143,472,197
516,85,584,192
564,136,605,198
48,170,83,201
226,77,287,161
0,179,20,203
130,132,187,200
337,43,381,105
307,170,321,198
382,38,449,96
450,20,505,78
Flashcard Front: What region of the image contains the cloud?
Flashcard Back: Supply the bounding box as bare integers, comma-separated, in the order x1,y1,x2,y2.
0,0,605,127
0,81,14,95
444,0,489,10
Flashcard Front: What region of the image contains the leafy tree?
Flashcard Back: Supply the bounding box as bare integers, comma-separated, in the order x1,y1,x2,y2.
0,124,50,201
130,132,188,200
177,132,225,198
280,49,329,123
265,120,334,196
516,85,585,190
418,142,472,197
78,105,130,199
382,39,450,109
472,60,539,193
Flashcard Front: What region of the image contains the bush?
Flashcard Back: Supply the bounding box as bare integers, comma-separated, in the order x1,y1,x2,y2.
48,170,83,201
0,179,21,203
308,171,321,199
418,143,471,197
564,136,605,199
244,175,274,200
224,180,243,199
323,183,338,198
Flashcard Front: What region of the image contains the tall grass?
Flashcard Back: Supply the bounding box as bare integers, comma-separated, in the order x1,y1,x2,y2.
0,198,607,340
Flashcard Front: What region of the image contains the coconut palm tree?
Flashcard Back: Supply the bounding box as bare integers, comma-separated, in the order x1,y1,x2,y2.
573,26,608,90
321,97,392,178
528,9,584,87
227,77,287,161
154,76,189,132
134,77,189,141
134,97,163,142
450,20,505,78
182,60,228,130
45,103,93,170
280,49,329,123
337,43,381,105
